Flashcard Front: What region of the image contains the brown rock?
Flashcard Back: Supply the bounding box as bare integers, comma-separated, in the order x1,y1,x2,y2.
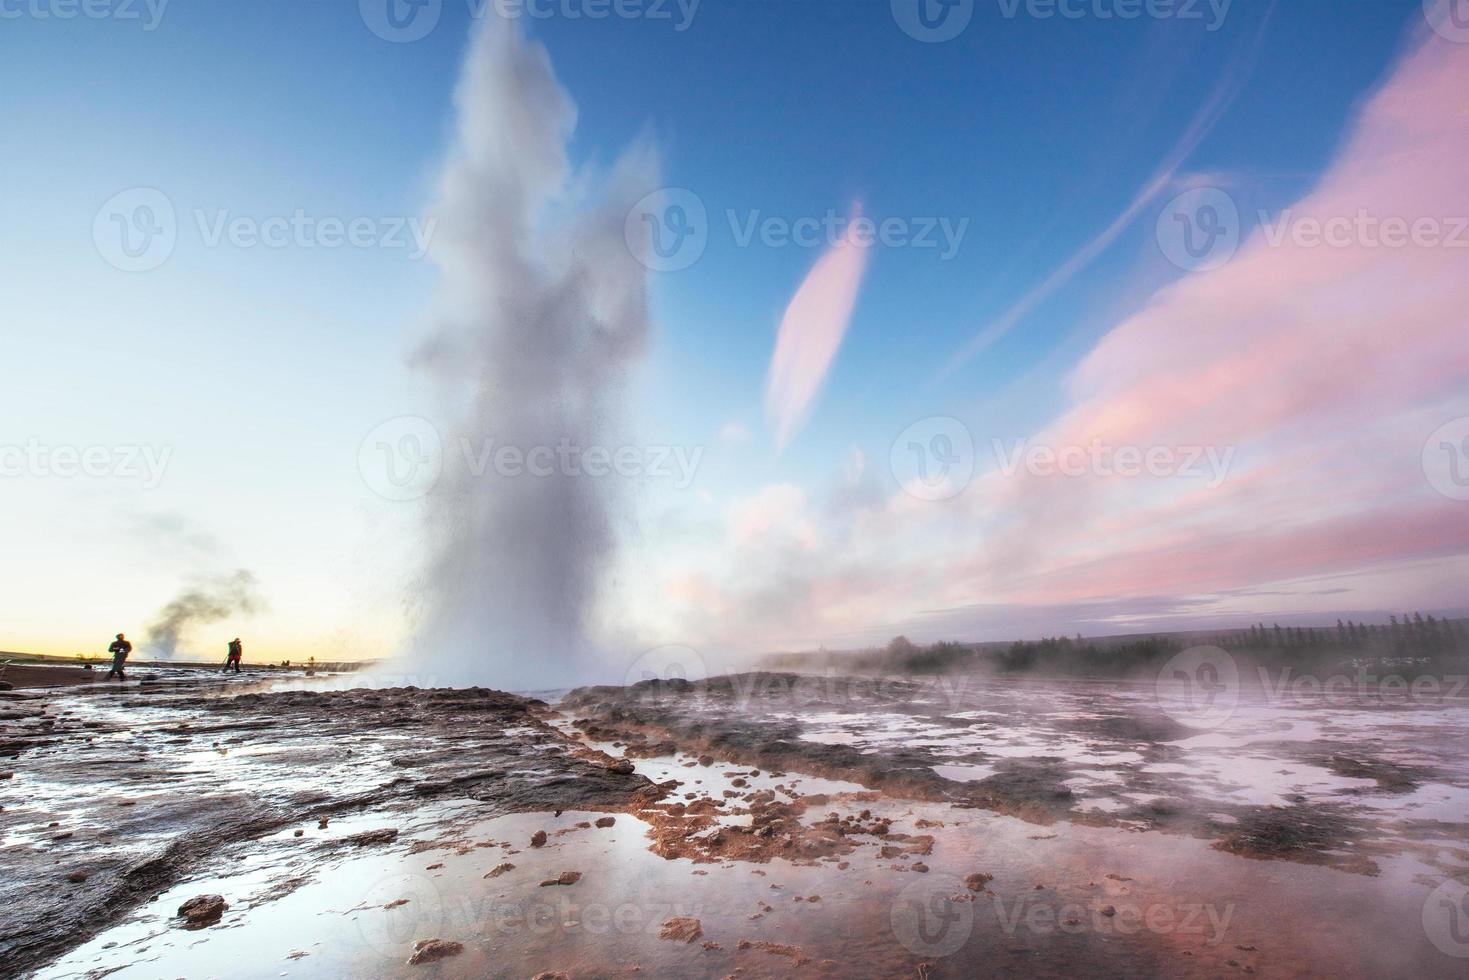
660,916,703,943
964,873,993,892
530,830,548,848
539,871,582,886
342,828,399,847
407,939,463,965
484,862,515,879
595,816,616,828
177,894,229,924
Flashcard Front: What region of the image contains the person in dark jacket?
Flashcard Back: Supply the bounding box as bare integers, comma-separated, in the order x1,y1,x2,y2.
224,637,243,674
106,634,131,681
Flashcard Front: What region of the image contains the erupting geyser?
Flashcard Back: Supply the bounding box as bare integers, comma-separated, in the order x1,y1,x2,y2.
401,19,660,690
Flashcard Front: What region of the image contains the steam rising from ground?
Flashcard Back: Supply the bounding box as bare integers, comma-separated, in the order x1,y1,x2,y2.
403,20,657,689
145,569,262,659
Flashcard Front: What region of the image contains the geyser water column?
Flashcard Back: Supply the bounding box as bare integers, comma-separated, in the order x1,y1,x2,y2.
401,19,660,690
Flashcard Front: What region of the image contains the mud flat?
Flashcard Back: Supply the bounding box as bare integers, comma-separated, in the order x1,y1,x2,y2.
7,671,1469,978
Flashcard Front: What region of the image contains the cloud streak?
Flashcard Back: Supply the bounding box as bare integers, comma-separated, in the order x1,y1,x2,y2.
649,28,1469,652
765,204,871,453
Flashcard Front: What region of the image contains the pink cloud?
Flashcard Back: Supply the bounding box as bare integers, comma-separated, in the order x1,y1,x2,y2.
765,204,871,452
652,33,1469,652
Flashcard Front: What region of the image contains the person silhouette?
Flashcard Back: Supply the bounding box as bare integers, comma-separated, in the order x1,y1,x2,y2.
224,637,243,674
106,634,132,681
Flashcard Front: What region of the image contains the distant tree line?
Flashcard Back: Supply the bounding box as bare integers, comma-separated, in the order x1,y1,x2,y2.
1205,613,1469,661
841,613,1469,677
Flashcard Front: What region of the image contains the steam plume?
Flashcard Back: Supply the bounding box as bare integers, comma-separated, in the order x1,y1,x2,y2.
403,19,658,689
145,569,262,659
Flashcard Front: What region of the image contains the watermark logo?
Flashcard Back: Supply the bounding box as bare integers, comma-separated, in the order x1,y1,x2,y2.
1423,879,1469,958
1422,417,1469,501
1156,187,1240,273
891,0,974,42
0,440,171,488
994,0,1232,31
93,187,176,273
624,188,708,272
358,416,444,502
93,192,436,271
1258,209,1469,250
891,873,974,957
355,872,446,958
1424,0,1469,44
360,0,442,42
1155,645,1239,729
891,416,975,502
992,895,1235,942
991,439,1235,487
729,210,968,258
0,0,170,29
489,0,701,30
622,644,708,689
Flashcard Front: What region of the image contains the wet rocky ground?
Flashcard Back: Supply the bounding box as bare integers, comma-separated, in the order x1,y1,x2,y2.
6,669,1469,978
0,675,656,977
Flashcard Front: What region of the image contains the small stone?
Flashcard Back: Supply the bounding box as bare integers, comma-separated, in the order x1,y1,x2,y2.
964,873,993,892
177,894,229,925
407,939,463,965
595,816,616,828
484,863,515,879
608,759,635,775
539,871,582,887
1100,905,1116,917
912,863,929,873
530,830,548,848
65,871,88,884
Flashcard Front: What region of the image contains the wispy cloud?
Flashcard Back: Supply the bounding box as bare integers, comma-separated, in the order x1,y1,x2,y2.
648,29,1469,653
934,1,1276,383
764,203,871,453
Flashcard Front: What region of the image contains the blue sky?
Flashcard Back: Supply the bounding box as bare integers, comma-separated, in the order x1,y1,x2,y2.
4,0,1465,665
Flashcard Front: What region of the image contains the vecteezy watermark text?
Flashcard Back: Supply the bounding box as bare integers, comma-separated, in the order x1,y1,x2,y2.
0,440,171,489
891,0,1232,44
359,0,701,43
93,188,436,273
0,0,168,29
358,416,704,501
459,438,702,487
623,189,971,272
992,439,1236,488
727,210,969,259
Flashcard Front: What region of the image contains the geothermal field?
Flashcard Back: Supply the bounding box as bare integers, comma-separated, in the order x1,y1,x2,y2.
4,656,1469,978
7,2,1469,979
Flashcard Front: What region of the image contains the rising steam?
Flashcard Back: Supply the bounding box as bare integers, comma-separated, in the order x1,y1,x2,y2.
402,19,658,689
145,569,263,659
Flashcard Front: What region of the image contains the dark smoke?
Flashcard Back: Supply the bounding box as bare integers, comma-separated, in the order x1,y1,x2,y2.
145,569,263,659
